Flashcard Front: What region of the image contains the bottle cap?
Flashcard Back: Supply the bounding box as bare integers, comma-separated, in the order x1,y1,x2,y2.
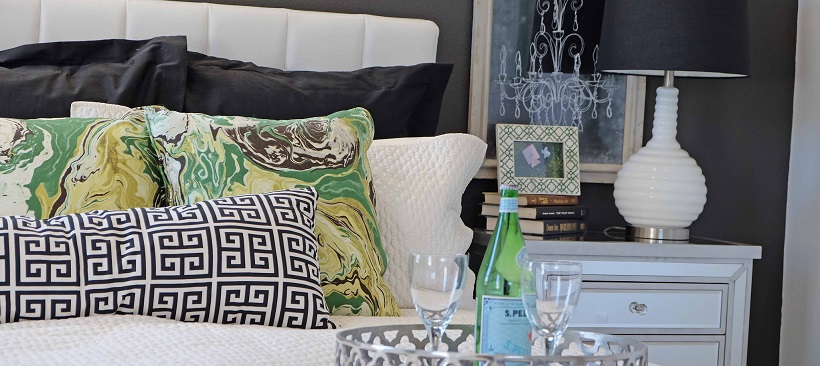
499,184,519,191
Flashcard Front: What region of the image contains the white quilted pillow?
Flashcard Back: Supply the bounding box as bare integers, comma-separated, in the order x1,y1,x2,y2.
70,101,132,118
367,134,486,310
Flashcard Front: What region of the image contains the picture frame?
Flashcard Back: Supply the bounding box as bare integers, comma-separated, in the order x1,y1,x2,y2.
468,0,647,183
496,124,580,195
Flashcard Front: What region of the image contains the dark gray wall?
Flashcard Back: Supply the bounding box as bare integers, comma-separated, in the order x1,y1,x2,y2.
182,1,796,364
665,2,797,365
175,0,474,137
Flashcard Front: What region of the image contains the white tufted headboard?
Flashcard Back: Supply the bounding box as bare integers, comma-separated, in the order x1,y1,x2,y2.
0,0,439,71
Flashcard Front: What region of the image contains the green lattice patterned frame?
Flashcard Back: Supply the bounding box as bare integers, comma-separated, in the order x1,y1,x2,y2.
495,124,580,195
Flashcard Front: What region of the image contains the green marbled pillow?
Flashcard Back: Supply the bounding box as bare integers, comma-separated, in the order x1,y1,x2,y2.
0,110,165,218
144,106,400,316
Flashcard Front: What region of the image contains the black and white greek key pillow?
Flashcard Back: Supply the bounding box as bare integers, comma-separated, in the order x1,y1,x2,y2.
0,187,336,329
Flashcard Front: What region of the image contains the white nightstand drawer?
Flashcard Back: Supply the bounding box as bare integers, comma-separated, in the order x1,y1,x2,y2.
637,335,725,366
513,236,760,366
569,283,727,334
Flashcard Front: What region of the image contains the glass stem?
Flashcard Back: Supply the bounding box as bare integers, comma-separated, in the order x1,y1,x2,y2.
545,334,557,356
427,324,444,351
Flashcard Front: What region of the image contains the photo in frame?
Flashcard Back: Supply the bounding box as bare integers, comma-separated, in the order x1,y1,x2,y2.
468,0,646,183
496,124,580,195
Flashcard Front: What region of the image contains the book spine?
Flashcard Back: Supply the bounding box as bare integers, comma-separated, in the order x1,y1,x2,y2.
537,219,586,235
486,217,586,236
481,204,587,219
477,229,585,242
525,195,578,206
523,233,586,241
531,206,587,220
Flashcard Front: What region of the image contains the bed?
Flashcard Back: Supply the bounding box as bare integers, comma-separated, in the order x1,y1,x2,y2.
0,0,485,364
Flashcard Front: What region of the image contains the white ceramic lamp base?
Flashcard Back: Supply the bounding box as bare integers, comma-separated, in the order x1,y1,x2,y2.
613,86,707,242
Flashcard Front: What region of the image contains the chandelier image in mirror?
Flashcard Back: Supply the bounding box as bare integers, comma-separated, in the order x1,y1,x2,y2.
471,0,646,182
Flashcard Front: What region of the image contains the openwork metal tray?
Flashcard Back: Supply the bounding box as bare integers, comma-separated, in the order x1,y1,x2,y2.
335,324,648,366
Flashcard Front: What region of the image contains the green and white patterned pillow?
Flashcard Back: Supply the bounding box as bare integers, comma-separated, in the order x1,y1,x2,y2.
144,106,400,316
0,110,165,218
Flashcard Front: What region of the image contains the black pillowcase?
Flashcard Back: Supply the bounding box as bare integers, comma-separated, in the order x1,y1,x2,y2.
0,36,451,138
0,36,187,119
183,52,453,139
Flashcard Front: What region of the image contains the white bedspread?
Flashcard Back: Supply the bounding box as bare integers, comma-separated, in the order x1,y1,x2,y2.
0,309,476,366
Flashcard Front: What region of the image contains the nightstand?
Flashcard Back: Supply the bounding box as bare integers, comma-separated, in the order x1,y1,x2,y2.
471,230,762,366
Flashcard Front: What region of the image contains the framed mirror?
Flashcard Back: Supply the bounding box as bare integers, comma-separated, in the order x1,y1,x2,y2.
468,0,646,183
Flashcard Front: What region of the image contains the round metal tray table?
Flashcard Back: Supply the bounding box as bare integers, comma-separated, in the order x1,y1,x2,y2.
335,324,648,366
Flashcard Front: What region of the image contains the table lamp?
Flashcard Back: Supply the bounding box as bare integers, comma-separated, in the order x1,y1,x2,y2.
597,0,750,242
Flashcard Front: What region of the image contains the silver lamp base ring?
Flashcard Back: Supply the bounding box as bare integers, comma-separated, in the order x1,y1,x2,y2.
626,225,690,243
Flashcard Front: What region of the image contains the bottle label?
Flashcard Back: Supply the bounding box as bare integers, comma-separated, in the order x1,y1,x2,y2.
498,197,518,213
516,247,527,267
479,295,532,357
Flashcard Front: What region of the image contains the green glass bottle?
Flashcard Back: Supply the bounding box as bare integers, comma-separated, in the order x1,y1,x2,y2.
475,184,531,357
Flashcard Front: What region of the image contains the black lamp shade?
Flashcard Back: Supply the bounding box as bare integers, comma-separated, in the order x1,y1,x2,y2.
597,0,750,78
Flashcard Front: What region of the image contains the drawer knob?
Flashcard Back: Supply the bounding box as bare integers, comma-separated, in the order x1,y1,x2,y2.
629,302,647,315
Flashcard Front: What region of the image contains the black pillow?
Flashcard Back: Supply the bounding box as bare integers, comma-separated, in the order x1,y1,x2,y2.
184,52,453,139
0,36,187,119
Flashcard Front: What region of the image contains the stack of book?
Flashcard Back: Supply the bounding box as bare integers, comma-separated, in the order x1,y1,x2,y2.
481,191,587,240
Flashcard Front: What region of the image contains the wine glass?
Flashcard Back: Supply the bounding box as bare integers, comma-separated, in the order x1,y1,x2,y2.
520,259,582,356
409,253,469,351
